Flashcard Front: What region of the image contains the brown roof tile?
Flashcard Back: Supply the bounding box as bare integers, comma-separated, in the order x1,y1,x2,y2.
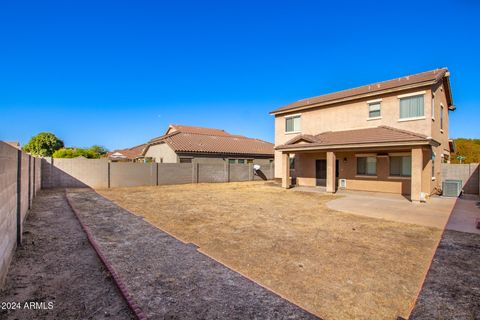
271,68,449,114
277,126,436,150
147,125,274,156
108,144,147,159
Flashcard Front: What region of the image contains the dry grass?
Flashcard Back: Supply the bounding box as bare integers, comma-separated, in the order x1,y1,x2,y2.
97,182,442,320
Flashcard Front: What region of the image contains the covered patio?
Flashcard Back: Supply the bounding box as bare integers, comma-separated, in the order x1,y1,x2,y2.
277,126,441,202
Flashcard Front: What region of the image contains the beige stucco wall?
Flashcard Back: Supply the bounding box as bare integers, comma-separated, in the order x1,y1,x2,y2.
292,149,438,195
274,86,438,178
144,143,178,163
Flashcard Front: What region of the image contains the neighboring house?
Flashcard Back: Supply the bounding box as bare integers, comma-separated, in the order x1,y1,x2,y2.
107,144,146,162
142,124,274,165
270,68,455,201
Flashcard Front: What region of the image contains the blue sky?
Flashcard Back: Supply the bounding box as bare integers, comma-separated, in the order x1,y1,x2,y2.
1,0,479,150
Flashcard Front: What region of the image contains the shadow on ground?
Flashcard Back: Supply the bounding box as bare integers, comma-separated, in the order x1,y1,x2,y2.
409,195,480,319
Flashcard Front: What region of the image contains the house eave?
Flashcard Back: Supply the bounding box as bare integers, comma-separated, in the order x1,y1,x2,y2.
275,139,439,152
270,80,437,116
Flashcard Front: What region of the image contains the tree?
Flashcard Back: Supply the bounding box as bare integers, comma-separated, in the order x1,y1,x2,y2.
88,145,108,156
52,145,109,159
23,132,64,157
452,138,480,164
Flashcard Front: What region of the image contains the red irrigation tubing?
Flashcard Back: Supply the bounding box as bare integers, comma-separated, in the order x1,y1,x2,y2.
64,190,147,320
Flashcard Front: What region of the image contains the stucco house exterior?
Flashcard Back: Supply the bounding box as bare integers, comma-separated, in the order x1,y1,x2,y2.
270,68,455,201
142,124,274,165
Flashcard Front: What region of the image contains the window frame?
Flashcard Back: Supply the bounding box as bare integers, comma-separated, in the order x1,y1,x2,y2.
356,155,377,177
367,99,382,119
285,114,301,134
431,93,435,120
398,91,426,121
389,155,412,178
179,157,193,164
440,104,444,131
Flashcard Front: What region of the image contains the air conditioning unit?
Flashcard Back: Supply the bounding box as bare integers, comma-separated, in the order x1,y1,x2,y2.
442,180,462,197
339,179,347,189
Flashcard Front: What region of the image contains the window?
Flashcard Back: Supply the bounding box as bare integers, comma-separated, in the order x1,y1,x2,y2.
285,115,301,133
400,95,424,119
179,157,192,163
356,156,377,176
237,159,245,164
390,156,411,177
289,156,295,170
431,94,435,119
440,104,444,130
228,159,236,164
247,159,254,164
432,152,436,178
368,102,381,118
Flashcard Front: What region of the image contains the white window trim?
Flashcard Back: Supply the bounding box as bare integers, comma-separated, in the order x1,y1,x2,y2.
397,116,426,122
284,113,301,119
366,98,382,104
367,116,382,121
397,91,426,99
284,114,301,134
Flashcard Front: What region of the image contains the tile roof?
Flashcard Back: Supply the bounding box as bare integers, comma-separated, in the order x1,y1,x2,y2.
147,125,274,156
107,144,147,159
271,68,450,114
277,126,437,150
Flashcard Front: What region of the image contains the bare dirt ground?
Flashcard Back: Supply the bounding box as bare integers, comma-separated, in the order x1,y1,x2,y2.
0,190,133,320
410,230,480,320
97,181,443,320
66,188,319,320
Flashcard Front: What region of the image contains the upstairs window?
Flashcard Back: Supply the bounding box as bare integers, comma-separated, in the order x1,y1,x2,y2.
179,157,192,163
368,102,381,118
357,156,377,176
285,115,301,133
400,95,424,119
431,94,435,119
390,155,411,177
440,104,444,130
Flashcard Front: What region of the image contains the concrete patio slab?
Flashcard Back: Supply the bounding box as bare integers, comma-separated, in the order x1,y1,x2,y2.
324,189,455,229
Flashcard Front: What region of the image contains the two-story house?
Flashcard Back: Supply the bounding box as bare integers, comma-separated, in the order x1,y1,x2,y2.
270,68,455,201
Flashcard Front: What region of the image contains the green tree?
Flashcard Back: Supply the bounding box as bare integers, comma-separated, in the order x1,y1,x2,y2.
89,145,108,156
452,138,480,164
52,145,109,159
23,132,64,157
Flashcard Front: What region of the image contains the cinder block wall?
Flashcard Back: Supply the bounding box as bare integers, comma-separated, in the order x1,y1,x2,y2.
41,158,275,188
0,141,41,287
442,163,479,195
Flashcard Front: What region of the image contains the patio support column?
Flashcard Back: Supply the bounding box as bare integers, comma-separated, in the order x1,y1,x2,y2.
411,147,423,202
326,151,336,193
282,152,290,189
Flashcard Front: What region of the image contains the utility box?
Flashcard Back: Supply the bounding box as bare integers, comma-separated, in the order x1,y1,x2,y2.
442,179,462,197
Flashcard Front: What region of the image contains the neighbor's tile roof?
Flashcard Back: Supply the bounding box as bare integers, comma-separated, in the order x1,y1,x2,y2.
107,143,147,159
277,126,434,150
271,68,449,114
147,125,274,156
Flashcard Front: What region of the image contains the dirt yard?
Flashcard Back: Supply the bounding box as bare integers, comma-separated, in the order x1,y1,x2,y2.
0,190,133,320
97,181,443,320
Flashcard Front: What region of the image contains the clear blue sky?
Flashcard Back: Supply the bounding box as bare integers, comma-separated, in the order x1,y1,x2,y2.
1,0,479,150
